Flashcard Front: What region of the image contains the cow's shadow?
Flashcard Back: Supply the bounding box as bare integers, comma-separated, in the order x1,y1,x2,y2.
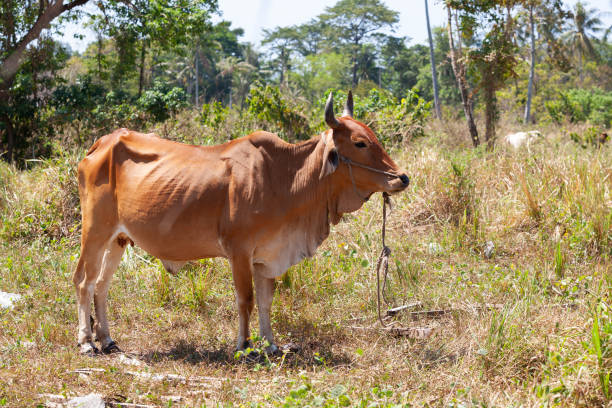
138,321,353,369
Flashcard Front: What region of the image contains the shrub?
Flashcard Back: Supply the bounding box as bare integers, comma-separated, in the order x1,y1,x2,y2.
138,81,188,122
546,88,612,128
246,84,312,140
199,101,229,130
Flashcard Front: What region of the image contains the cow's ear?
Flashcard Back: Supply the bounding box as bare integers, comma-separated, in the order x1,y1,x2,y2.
319,131,338,179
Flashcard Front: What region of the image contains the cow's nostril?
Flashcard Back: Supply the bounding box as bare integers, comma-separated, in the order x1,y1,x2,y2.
399,174,409,186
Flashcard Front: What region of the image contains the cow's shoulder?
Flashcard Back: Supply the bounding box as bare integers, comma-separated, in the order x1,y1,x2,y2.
219,131,284,163
245,131,288,149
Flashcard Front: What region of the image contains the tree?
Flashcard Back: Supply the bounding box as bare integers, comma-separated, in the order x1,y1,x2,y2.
91,0,217,97
563,1,603,84
319,0,399,86
517,0,571,123
216,56,257,109
261,26,299,86
446,0,522,149
380,39,428,99
0,0,216,162
523,2,536,123
425,0,442,119
293,19,328,57
446,4,479,147
0,0,90,162
0,0,90,95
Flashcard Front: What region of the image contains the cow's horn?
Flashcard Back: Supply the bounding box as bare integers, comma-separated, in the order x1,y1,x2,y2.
342,90,354,118
325,92,341,129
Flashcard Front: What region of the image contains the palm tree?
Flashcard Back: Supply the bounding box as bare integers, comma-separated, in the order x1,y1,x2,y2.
524,2,536,124
216,56,258,109
563,1,603,83
425,0,442,120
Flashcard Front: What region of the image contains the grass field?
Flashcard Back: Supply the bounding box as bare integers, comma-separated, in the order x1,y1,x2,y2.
0,120,611,407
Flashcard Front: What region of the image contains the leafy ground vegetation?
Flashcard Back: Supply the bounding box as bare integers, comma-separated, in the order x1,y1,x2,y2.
0,116,610,406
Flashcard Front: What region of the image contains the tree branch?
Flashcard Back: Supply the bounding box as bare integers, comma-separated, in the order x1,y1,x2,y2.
0,0,91,85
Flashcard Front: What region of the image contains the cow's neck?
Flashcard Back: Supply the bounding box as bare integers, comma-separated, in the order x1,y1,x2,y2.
273,134,357,232
278,135,331,212
253,134,366,274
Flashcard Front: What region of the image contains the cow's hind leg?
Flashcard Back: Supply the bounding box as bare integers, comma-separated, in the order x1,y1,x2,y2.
230,255,254,351
93,236,126,354
73,237,107,355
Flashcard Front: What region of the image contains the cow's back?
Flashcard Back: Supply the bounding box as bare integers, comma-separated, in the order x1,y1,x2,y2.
79,129,232,261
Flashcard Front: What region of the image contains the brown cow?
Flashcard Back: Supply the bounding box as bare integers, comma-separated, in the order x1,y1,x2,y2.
73,92,409,355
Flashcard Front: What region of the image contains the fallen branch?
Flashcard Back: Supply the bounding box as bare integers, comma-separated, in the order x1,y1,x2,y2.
347,325,434,339
386,302,422,317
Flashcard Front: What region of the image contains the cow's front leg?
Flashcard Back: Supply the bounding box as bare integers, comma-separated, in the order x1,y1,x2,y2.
230,254,254,351
254,266,278,354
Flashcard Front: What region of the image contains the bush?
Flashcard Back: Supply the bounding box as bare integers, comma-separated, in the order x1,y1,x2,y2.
199,101,229,130
246,84,312,140
138,81,188,122
546,88,612,128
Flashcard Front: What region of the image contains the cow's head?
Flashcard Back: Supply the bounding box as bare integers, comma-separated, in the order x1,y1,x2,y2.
319,91,409,217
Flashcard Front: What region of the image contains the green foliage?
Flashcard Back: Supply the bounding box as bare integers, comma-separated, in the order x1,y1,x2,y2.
51,76,106,127
291,52,351,101
199,101,229,129
246,84,312,140
569,126,607,149
546,88,612,127
0,38,72,162
588,301,612,400
138,81,188,122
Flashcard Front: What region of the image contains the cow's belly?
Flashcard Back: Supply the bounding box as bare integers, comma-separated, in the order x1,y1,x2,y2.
126,224,225,261
115,161,229,260
252,226,322,278
117,195,226,261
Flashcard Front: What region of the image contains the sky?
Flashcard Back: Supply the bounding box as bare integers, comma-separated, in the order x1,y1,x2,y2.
61,0,612,53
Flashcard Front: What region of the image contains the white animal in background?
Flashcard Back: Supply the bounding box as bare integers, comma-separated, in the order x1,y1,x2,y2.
504,130,542,149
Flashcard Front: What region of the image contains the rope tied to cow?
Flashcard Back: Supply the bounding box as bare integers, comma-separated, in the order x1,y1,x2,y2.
371,194,434,339
337,154,431,337
375,192,393,328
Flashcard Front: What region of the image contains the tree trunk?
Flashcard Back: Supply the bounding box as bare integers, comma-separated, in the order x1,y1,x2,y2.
425,0,442,120
352,54,358,87
97,33,103,82
138,40,147,98
578,51,584,85
446,6,479,147
483,82,496,150
1,112,15,164
195,47,199,108
524,5,536,124
279,49,286,86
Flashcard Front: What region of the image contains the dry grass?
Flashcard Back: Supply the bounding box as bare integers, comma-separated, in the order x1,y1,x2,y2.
0,119,611,407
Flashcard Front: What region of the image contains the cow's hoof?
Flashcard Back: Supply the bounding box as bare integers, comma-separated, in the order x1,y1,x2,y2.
101,340,122,354
235,340,252,352
79,342,99,356
265,343,280,355
281,342,301,353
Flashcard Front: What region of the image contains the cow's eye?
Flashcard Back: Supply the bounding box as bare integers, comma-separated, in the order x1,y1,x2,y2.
354,141,367,148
